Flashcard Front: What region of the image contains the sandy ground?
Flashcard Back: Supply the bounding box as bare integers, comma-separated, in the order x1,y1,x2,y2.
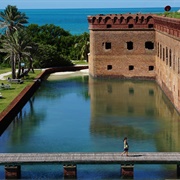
0,69,89,80
47,68,89,80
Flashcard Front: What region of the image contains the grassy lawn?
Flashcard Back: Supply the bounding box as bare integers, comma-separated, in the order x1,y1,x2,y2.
158,12,180,18
0,70,42,113
0,67,12,74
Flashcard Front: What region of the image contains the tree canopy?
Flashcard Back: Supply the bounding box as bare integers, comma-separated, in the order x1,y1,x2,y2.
0,5,89,77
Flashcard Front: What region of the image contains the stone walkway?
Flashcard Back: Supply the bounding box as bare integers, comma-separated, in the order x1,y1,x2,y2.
0,152,180,164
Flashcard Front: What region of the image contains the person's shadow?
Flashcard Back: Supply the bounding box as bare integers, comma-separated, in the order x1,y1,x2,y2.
128,154,143,157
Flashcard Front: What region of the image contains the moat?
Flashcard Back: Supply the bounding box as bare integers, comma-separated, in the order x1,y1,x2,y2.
0,71,180,179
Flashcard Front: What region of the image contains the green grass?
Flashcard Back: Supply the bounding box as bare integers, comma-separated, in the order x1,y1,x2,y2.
0,70,42,113
158,12,180,19
0,67,12,74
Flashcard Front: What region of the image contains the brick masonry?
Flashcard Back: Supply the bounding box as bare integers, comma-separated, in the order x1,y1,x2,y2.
87,14,180,113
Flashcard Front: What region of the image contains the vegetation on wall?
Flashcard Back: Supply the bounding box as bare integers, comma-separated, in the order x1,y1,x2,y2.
160,11,180,18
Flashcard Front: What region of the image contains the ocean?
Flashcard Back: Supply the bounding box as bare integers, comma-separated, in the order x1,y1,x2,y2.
16,7,180,35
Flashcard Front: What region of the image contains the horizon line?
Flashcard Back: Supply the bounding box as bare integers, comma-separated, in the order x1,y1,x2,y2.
0,6,180,10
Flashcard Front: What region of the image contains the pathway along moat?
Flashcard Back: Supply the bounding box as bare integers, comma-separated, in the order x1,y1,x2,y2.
0,72,180,179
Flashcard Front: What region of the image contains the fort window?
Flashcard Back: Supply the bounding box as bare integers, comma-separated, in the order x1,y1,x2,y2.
129,65,134,70
106,24,112,28
127,41,133,50
166,47,168,65
128,24,134,28
169,49,172,67
105,42,111,49
149,66,154,71
157,43,159,57
145,41,154,50
173,55,175,71
160,44,162,59
163,48,165,61
178,58,180,74
107,65,112,70
148,24,154,28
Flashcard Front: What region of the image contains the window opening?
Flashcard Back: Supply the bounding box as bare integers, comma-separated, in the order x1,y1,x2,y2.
128,24,133,28
107,24,112,28
107,65,112,70
105,42,111,49
148,24,154,28
163,48,165,61
169,49,172,67
149,66,154,71
129,65,134,70
145,41,154,49
160,44,162,59
127,41,133,50
157,42,159,57
166,47,168,65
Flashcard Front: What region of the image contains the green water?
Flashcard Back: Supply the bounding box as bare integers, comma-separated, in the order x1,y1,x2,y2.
0,73,180,179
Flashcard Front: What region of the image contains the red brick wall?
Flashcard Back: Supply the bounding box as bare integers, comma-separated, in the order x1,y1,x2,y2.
89,30,155,79
88,14,180,113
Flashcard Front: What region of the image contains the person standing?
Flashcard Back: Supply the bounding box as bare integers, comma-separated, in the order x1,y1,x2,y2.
121,137,129,156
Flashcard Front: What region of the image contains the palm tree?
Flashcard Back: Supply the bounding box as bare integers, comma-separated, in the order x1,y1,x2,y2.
0,5,28,35
0,5,29,78
0,35,17,78
0,30,33,78
74,32,90,62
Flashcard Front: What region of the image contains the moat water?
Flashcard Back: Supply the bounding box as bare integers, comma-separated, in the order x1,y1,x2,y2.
0,71,180,179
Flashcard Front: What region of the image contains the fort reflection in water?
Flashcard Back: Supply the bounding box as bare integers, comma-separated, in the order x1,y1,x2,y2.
1,73,180,154
88,77,180,152
0,73,180,179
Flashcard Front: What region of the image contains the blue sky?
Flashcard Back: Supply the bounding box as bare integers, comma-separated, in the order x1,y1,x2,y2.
0,0,179,9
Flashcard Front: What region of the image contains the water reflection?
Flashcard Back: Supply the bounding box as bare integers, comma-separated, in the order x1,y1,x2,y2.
89,78,180,152
0,74,180,179
1,75,180,153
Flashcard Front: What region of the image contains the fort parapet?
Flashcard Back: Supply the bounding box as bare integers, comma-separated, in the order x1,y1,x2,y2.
87,14,180,113
88,13,154,29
